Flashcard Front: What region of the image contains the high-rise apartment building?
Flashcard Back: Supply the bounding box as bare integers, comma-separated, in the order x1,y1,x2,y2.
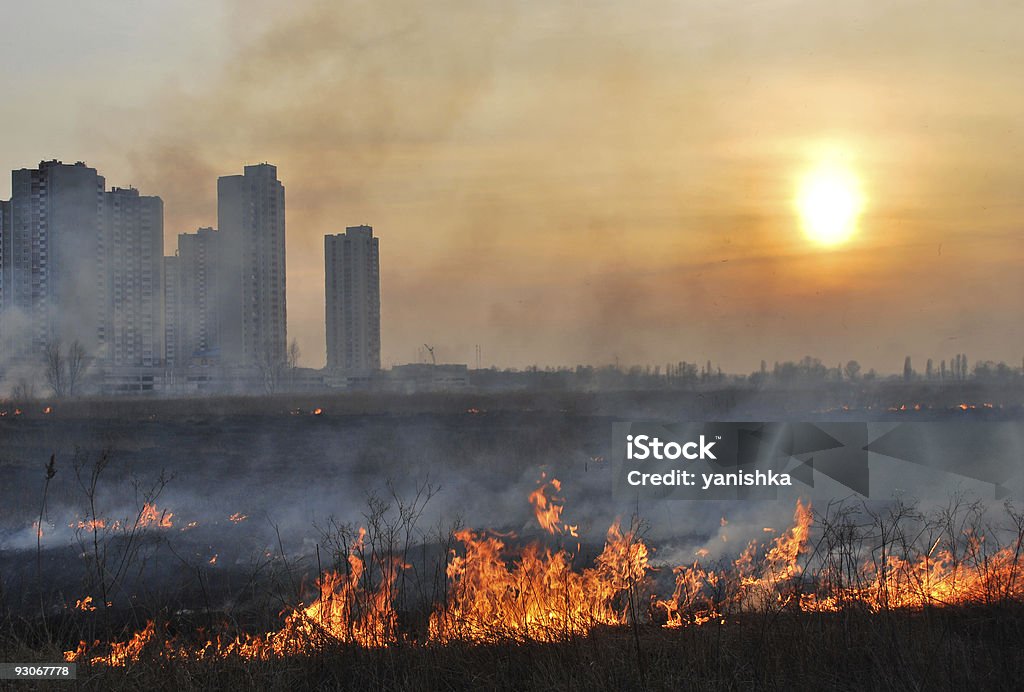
163,255,181,369
217,164,286,367
166,227,219,366
5,160,105,355
0,199,10,316
102,187,164,367
325,225,380,374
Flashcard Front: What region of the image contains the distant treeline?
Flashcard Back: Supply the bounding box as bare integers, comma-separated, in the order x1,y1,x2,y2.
469,354,1024,391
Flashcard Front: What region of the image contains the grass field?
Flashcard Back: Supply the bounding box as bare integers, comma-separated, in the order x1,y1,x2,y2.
3,607,1023,690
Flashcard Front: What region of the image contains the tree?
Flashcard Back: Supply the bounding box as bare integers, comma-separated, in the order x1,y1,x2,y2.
798,356,828,381
43,341,67,398
11,378,36,402
43,339,89,398
678,362,698,387
287,338,302,388
256,341,286,394
843,360,861,381
903,356,913,382
67,340,87,397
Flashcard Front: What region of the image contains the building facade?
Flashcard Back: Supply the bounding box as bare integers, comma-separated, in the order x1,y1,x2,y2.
0,199,10,314
102,187,164,367
325,225,380,374
167,227,219,365
5,160,105,356
217,164,286,368
163,255,180,369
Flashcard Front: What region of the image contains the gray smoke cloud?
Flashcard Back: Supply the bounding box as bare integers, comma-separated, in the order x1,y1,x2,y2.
68,0,1022,371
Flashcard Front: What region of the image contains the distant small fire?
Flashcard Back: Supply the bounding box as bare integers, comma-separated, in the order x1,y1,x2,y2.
228,513,248,523
74,597,96,612
138,503,174,529
70,518,112,532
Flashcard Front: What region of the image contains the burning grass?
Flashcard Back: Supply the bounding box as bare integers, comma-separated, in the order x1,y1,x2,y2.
19,608,1021,691
428,520,647,643
7,453,1024,689
49,482,1024,678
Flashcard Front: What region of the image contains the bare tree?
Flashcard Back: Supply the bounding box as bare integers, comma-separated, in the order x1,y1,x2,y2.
287,338,301,389
67,340,88,397
43,341,66,398
257,340,285,394
11,378,36,402
42,339,89,398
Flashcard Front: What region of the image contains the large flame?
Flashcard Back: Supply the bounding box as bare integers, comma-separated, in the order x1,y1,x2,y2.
657,499,813,626
429,520,648,643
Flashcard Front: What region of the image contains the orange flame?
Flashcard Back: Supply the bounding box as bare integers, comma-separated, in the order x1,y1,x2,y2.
66,527,403,664
528,474,565,534
62,487,1024,665
138,503,173,529
74,596,96,612
70,518,108,531
429,520,649,643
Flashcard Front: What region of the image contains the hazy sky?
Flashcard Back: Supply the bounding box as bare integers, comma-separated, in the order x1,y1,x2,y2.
1,0,1021,371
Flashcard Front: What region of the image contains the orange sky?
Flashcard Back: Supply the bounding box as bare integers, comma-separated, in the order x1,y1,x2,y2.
1,1,1021,370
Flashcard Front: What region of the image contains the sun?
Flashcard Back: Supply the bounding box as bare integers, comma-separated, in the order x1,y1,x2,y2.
796,164,863,246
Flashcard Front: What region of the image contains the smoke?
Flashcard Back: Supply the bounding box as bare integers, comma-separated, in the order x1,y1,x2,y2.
0,307,35,390
54,0,1018,372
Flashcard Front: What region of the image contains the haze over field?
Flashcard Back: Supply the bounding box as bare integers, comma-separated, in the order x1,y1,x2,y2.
1,1,1021,371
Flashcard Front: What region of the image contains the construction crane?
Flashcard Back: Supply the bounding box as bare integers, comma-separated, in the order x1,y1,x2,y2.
423,344,436,365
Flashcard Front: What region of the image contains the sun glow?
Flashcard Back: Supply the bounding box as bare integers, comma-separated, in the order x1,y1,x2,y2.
796,164,863,246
